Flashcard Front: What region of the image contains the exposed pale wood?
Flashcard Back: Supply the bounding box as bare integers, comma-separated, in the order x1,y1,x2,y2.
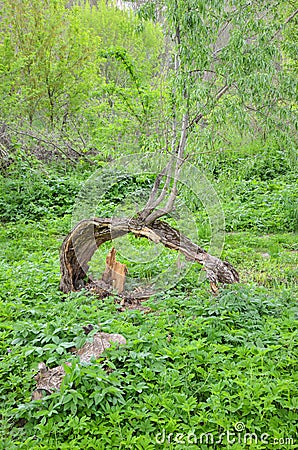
101,247,128,294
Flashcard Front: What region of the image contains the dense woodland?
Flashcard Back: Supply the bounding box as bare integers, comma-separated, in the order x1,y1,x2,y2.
0,1,297,448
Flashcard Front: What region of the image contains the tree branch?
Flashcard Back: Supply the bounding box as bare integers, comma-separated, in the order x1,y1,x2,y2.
135,5,298,226
137,157,175,221
188,84,230,129
270,8,298,41
2,123,79,163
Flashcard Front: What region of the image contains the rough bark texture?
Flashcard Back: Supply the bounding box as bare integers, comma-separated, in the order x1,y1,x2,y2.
60,218,239,294
32,332,126,399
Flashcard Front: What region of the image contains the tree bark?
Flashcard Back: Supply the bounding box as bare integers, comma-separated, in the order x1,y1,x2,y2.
60,217,239,294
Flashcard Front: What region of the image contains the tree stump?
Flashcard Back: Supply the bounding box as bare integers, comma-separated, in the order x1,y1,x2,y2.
101,247,128,294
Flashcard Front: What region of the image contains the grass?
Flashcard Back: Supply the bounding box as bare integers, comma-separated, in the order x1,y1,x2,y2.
0,215,297,449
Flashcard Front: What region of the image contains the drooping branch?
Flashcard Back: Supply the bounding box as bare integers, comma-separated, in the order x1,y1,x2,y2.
188,84,230,129
60,217,239,295
270,8,298,41
2,122,92,163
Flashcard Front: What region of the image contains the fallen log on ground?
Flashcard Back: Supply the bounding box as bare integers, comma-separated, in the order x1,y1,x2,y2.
60,218,239,295
32,332,126,399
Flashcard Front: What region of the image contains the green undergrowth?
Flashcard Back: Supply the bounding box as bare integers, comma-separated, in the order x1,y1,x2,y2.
204,139,298,233
1,138,297,234
0,216,297,449
0,157,94,223
0,140,297,448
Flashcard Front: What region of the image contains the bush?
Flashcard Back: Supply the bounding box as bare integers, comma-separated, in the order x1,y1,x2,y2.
0,158,90,223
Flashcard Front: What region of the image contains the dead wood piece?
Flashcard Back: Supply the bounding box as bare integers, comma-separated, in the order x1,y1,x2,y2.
75,332,126,363
101,247,128,294
85,279,113,297
86,281,154,302
118,298,152,313
32,332,126,398
32,362,70,399
122,287,154,301
82,324,94,335
85,279,153,310
59,218,128,293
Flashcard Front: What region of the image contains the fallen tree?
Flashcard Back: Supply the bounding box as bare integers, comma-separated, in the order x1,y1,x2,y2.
59,3,297,297
60,217,239,295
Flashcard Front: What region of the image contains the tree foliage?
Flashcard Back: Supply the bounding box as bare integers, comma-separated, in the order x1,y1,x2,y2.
0,0,163,159
145,0,298,149
1,0,296,164
129,0,298,225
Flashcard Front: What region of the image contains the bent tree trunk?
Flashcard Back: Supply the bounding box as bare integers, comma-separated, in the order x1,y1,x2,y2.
60,217,239,294
59,6,298,297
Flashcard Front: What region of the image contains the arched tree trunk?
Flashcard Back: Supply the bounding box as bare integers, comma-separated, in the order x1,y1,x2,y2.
60,217,239,294
58,6,298,298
